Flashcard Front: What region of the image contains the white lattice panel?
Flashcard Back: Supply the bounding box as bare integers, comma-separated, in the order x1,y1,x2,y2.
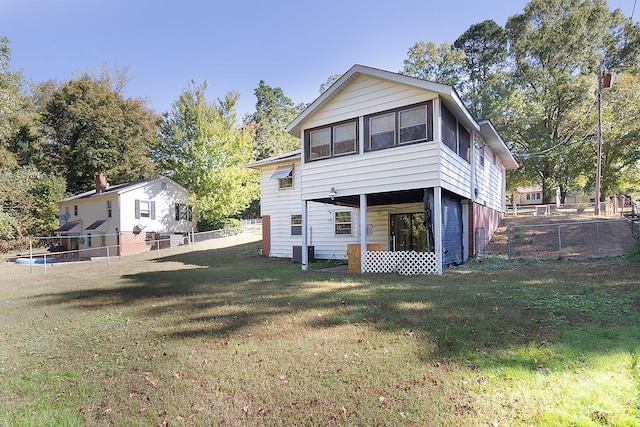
364,251,441,275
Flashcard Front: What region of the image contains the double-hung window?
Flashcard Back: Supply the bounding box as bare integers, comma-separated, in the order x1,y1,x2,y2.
369,113,395,150
309,128,331,160
175,203,193,221
290,214,302,236
399,106,428,144
332,122,357,155
139,201,150,218
305,120,357,162
365,101,433,152
107,200,112,218
334,211,353,235
135,199,155,220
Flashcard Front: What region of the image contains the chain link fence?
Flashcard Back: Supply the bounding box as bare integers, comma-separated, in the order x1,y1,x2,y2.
507,218,639,260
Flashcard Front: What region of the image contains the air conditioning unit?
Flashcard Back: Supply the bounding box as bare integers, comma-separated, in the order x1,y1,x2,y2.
292,246,314,263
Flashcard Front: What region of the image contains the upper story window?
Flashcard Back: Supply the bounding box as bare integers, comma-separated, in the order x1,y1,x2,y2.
175,203,193,221
270,166,294,189
74,205,78,216
139,201,150,218
442,103,471,163
365,101,433,152
107,200,112,218
305,120,358,162
135,199,156,220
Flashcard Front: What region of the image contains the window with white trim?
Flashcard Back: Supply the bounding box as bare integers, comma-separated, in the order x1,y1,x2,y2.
270,166,294,189
290,214,302,236
139,201,150,218
334,211,353,235
135,199,156,220
107,200,112,218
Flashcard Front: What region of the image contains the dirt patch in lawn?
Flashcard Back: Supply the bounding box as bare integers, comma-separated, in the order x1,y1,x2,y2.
485,215,639,259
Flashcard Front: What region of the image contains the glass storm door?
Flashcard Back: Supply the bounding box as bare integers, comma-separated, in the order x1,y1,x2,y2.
390,213,427,252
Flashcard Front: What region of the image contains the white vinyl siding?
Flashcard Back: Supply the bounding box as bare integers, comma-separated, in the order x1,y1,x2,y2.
473,134,506,212
301,142,441,202
302,74,434,131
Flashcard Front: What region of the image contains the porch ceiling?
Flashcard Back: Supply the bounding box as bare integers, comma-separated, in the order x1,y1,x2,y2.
310,189,425,208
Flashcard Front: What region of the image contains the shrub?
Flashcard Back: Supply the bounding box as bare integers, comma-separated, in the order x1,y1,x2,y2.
196,217,242,232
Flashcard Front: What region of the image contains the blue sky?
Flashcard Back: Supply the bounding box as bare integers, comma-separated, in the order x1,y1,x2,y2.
1,0,636,118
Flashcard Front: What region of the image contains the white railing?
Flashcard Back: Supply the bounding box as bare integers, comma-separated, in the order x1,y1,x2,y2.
364,251,442,275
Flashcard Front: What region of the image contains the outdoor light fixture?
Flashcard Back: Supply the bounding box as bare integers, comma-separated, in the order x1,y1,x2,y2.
329,187,337,200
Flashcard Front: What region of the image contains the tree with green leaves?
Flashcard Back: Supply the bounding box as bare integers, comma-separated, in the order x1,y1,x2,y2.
402,41,465,87
504,0,639,203
40,69,160,194
0,167,65,250
597,71,640,199
454,20,509,118
248,80,302,161
0,37,66,248
0,36,24,170
319,73,343,95
154,81,259,228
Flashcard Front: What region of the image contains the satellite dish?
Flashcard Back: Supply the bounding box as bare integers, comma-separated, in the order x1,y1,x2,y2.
59,212,71,222
133,224,146,235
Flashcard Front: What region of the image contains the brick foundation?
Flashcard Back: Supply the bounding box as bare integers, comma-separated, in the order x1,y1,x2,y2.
261,215,271,256
119,231,148,256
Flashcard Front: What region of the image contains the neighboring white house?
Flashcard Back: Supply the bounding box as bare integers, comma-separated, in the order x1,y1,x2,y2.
248,65,518,274
508,186,543,206
55,173,193,257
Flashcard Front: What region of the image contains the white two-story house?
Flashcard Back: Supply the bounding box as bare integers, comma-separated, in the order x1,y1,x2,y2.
55,173,193,257
248,65,518,274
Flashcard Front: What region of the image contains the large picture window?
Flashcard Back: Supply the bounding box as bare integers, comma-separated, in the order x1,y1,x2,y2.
305,120,358,162
365,101,433,152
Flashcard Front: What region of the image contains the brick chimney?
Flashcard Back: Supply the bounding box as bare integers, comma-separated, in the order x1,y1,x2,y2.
95,172,107,193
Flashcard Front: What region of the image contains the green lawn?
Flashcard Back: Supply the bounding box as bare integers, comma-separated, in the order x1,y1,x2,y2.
1,240,639,426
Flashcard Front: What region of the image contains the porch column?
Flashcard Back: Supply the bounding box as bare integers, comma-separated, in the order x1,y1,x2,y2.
434,187,443,274
302,200,309,271
461,200,469,262
359,194,367,273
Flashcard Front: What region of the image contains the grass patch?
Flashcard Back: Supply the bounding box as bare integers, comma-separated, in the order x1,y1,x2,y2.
1,240,639,426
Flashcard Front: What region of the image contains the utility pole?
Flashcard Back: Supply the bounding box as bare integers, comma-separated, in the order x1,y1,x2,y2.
595,60,603,216
594,60,611,216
